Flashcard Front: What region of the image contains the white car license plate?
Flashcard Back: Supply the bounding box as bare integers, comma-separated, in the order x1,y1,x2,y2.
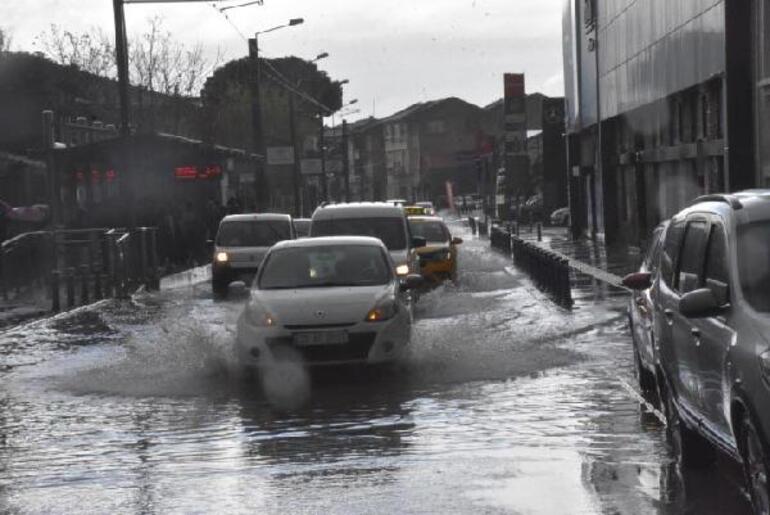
293,331,349,346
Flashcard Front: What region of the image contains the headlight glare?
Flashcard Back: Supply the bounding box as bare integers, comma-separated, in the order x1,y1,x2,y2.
365,298,397,322
396,264,410,276
246,304,277,327
216,251,229,263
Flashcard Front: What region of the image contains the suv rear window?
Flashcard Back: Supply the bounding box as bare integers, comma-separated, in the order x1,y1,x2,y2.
217,221,291,247
738,221,770,312
311,217,407,250
661,219,685,286
677,220,709,293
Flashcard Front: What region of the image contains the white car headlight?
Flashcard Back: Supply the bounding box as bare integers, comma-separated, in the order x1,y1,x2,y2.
365,297,398,322
396,264,410,276
216,251,229,263
245,303,277,327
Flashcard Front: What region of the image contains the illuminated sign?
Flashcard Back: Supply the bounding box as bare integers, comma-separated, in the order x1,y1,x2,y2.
174,165,223,180
175,166,198,180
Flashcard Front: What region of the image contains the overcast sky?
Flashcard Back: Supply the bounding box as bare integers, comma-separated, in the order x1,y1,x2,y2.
4,0,565,121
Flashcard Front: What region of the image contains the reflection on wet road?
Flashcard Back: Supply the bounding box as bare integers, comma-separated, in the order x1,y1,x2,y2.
0,219,752,513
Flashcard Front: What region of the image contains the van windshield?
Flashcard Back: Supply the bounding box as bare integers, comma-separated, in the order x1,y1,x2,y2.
312,217,407,250
216,221,291,247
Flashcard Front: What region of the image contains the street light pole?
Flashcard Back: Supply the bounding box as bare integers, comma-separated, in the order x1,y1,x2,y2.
289,93,301,217
112,0,130,137
248,18,304,212
248,36,265,211
319,120,327,202
342,119,350,202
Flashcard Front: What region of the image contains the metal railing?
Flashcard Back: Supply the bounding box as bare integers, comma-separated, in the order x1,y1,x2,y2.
488,223,573,309
1,227,160,312
511,235,573,309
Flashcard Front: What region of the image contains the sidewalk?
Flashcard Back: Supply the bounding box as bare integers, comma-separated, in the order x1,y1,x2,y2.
510,225,642,288
0,292,50,329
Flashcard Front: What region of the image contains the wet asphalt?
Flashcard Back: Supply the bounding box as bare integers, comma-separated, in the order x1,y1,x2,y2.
0,218,754,514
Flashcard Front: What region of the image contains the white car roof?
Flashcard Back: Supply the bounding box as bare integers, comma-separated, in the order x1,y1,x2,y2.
221,213,292,223
271,236,387,250
312,202,406,219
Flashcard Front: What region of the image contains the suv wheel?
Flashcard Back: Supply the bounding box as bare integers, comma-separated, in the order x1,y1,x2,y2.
212,277,229,299
630,323,658,402
663,384,715,468
633,347,657,395
739,413,770,515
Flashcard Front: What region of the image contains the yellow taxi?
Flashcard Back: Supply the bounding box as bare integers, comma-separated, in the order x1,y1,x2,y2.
407,215,463,283
404,205,430,216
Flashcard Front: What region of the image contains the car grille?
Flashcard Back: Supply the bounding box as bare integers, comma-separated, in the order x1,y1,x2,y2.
420,249,448,262
267,332,377,363
283,323,356,330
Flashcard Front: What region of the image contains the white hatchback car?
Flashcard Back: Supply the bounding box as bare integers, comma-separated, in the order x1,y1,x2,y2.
235,236,422,368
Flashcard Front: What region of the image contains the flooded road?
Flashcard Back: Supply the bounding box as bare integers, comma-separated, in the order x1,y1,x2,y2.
0,220,752,514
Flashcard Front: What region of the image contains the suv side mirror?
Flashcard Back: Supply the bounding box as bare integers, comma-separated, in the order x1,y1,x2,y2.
452,237,463,245
622,271,652,291
400,274,424,291
412,236,427,248
680,288,725,318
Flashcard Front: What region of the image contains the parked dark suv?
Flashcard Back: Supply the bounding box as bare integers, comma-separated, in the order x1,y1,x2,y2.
625,221,668,401
623,191,770,514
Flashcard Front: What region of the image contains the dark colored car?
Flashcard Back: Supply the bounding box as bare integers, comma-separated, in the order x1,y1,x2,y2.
625,221,668,401
623,191,770,514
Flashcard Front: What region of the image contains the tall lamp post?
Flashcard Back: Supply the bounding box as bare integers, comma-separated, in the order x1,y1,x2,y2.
340,99,358,202
319,80,349,203
249,17,304,210
290,51,328,217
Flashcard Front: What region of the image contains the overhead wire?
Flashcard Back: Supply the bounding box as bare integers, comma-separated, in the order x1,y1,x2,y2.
210,1,335,115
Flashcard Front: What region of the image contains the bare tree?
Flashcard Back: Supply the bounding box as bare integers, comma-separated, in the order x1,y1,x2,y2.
36,17,223,97
35,25,116,77
0,27,13,52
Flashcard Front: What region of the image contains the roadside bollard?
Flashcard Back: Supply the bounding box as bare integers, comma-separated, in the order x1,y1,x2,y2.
94,271,103,300
537,222,542,242
80,264,89,305
101,273,111,299
66,268,75,309
139,228,149,288
51,270,61,312
148,227,159,291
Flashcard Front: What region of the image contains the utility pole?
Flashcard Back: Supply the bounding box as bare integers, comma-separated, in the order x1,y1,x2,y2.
289,94,301,217
319,122,327,202
249,37,266,211
342,119,350,202
42,110,60,226
112,0,130,137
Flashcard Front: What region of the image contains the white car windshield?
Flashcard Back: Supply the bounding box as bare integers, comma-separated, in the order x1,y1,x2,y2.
311,218,407,250
216,221,290,247
259,245,392,290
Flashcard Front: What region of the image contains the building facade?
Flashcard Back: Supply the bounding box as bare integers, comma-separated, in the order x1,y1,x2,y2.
563,0,767,246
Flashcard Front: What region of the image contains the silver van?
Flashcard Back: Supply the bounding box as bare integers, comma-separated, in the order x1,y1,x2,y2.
310,202,425,276
212,213,294,297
